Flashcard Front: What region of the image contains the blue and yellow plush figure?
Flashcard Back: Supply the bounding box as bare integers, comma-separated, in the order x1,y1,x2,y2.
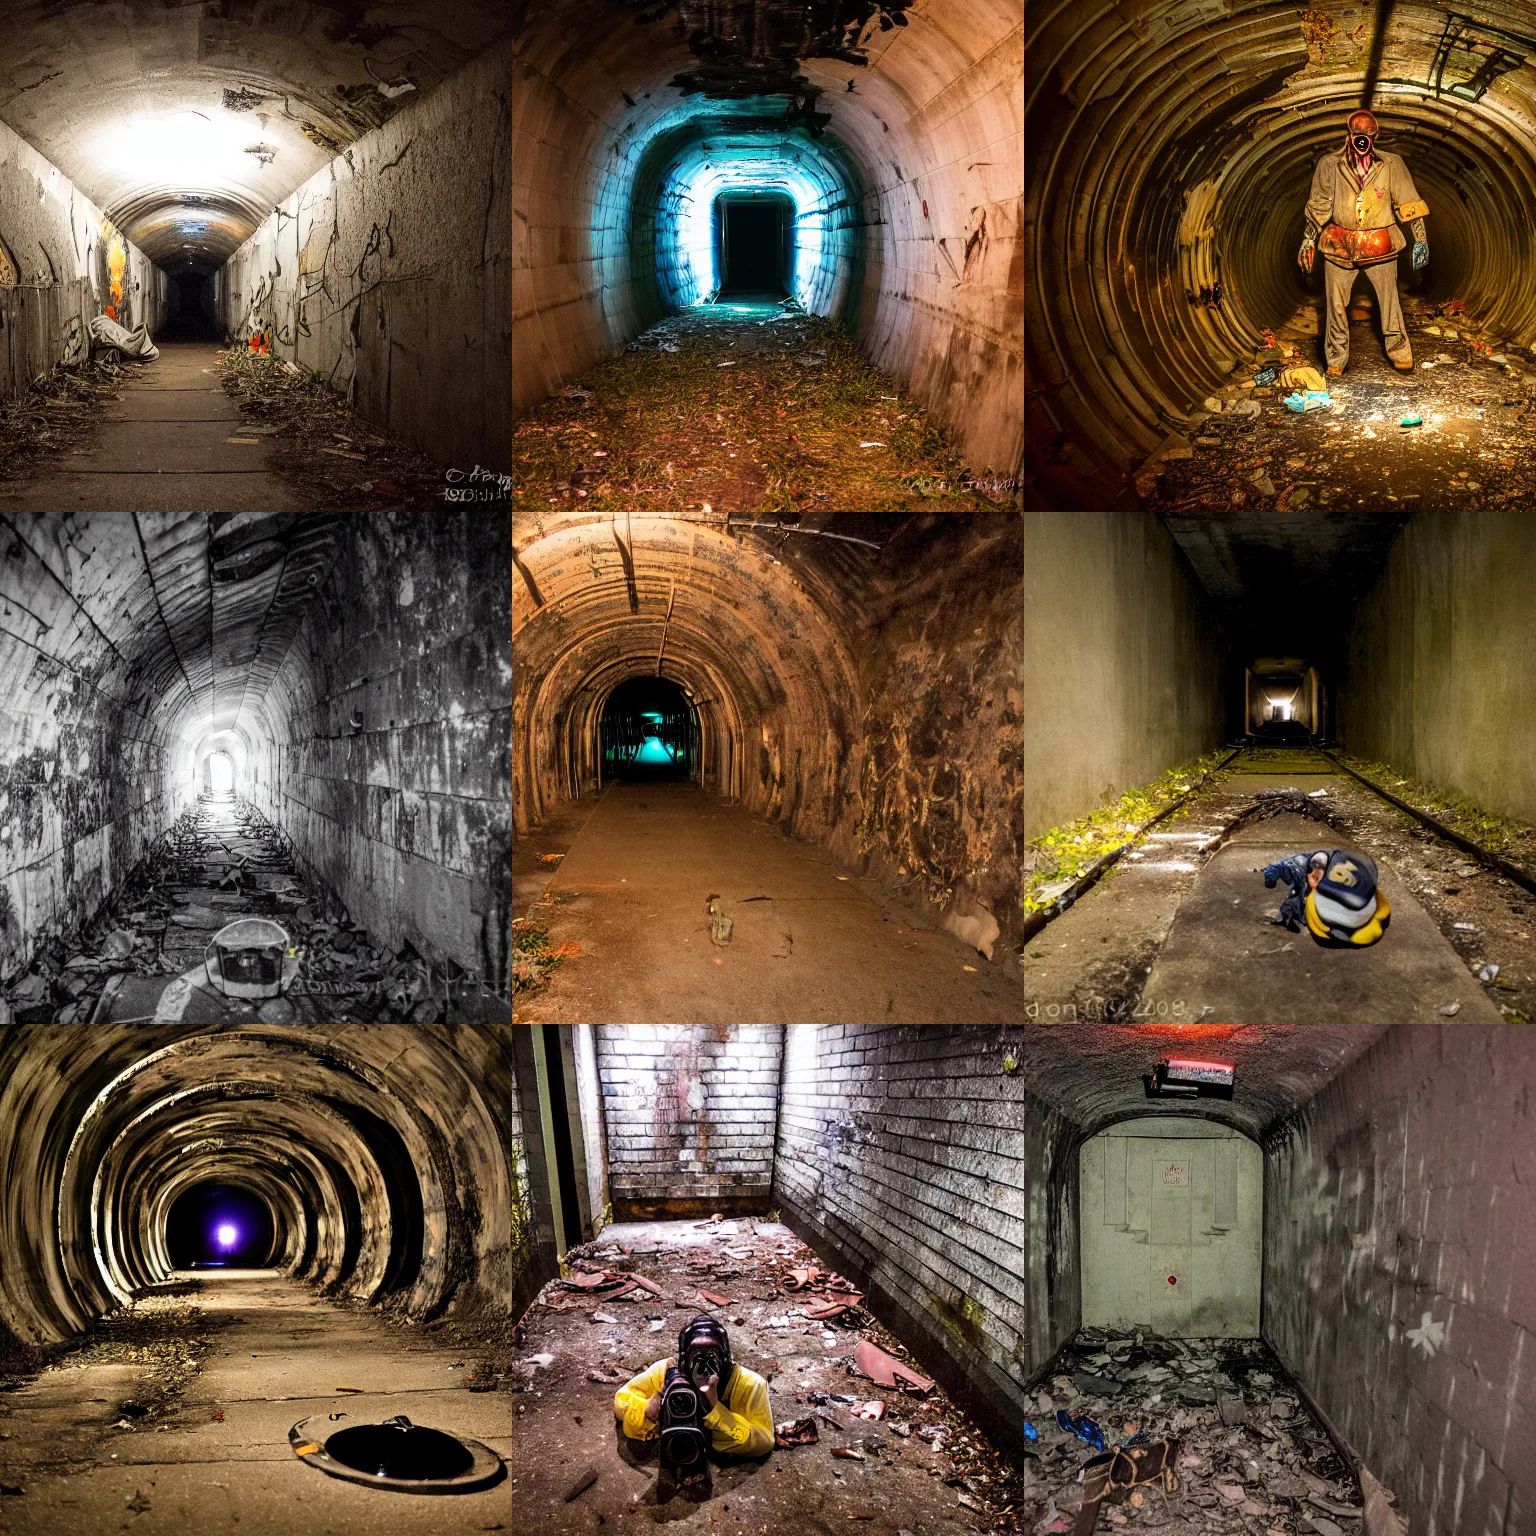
1263,847,1391,947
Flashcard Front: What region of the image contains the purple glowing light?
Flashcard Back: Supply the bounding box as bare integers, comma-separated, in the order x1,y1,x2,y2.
216,1223,238,1249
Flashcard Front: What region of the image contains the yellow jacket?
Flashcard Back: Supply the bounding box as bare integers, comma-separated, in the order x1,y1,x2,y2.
614,1357,774,1458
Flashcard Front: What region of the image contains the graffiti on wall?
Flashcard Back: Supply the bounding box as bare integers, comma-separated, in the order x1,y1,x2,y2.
103,222,127,322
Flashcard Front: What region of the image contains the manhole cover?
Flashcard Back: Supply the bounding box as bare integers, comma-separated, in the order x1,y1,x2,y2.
289,1415,504,1494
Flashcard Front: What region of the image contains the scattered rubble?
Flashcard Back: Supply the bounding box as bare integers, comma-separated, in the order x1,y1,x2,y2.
215,351,453,509
1023,1329,1406,1535
1,796,503,1023
0,357,128,482
517,1219,1025,1531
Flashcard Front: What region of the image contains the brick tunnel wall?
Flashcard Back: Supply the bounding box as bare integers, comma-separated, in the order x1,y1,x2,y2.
594,1024,783,1218
1262,1027,1534,1532
1338,509,1536,827
0,117,166,402
1023,511,1228,840
773,1024,1076,1450
217,36,511,474
247,509,511,987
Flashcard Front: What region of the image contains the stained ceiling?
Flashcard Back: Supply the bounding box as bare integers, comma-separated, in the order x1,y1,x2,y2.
0,1,508,270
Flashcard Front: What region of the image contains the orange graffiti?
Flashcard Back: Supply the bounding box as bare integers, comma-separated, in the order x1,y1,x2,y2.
247,329,271,355
107,235,126,320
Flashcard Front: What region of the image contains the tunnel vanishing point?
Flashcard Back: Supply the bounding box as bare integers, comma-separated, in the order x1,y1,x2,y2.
1027,0,1536,510
0,512,512,1024
0,1,510,512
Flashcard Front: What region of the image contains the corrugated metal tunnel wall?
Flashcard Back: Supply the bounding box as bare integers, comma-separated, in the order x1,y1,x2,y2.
1026,0,1536,508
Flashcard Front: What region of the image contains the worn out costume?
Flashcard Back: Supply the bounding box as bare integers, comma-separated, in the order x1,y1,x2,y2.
1300,114,1429,372
1262,847,1391,947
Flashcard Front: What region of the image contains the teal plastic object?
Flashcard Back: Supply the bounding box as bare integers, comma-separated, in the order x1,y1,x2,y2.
1399,414,1424,428
1283,390,1332,412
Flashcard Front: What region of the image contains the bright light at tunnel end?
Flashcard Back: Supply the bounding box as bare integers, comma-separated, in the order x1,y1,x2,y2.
216,1223,238,1249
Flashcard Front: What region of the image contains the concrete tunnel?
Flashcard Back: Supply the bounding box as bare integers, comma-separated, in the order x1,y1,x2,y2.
510,1022,1536,1534
0,1023,514,1529
0,512,512,1024
511,0,1025,512
0,1,510,513
1024,510,1536,1027
1026,0,1536,510
513,510,1025,1025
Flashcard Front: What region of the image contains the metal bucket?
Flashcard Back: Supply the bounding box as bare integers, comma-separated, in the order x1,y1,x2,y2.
204,918,289,1000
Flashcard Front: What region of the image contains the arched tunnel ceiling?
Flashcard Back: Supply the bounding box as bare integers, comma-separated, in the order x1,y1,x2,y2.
0,1024,513,1352
1026,0,1536,504
0,512,342,772
0,1,509,269
1007,1025,1391,1140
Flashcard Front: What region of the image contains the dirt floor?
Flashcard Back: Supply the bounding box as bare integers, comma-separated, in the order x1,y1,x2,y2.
3,794,508,1024
1021,750,1534,1025
511,301,1015,513
512,781,1026,1024
0,1270,511,1536
1140,294,1536,511
1024,1330,1374,1534
511,1218,1022,1535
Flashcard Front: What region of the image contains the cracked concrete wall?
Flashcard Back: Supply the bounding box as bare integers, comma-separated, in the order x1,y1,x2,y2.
217,37,511,474
1338,509,1536,827
0,116,165,402
246,510,511,993
773,1024,1075,1452
0,1025,514,1353
1262,1027,1535,1534
595,1025,783,1218
1024,511,1228,840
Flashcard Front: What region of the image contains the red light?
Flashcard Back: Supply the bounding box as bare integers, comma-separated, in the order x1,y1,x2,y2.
1164,1058,1236,1073
1167,1275,1177,1286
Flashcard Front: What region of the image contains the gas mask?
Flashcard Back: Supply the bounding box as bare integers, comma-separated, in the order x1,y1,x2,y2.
1351,131,1374,156
660,1318,733,1476
1346,111,1378,171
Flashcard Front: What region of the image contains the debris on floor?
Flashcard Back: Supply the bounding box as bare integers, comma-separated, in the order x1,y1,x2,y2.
215,351,451,509
514,1219,1025,1531
1026,1330,1368,1534
511,305,1012,511
0,357,129,482
1138,295,1536,510
1,796,504,1023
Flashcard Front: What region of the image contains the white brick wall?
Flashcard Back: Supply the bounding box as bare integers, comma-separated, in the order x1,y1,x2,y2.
773,1024,1076,1445
595,1025,783,1210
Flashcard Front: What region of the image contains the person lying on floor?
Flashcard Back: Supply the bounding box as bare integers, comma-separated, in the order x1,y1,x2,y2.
1261,847,1391,946
614,1314,774,1472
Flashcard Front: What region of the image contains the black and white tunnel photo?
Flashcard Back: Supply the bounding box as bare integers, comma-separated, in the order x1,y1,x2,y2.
512,1,1025,512
513,511,1025,1025
1027,0,1536,511
0,512,513,1025
0,2,510,514
0,1024,514,1534
508,1023,1536,1536
1024,510,1536,1028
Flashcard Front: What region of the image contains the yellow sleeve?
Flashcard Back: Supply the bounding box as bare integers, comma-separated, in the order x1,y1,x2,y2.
704,1371,774,1457
1392,157,1427,221
614,1359,669,1441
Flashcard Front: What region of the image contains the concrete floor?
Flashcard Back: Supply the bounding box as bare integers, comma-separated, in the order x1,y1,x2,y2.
513,1219,1016,1536
0,344,303,512
515,780,1026,1024
0,1271,510,1535
1140,811,1504,1025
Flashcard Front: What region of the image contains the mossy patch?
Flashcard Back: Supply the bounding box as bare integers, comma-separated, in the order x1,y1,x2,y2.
512,307,1012,512
512,919,564,995
1023,749,1235,911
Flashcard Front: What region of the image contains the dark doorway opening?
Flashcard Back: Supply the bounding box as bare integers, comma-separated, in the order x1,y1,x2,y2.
541,1026,584,1251
601,676,699,782
166,1183,276,1268
717,192,793,300
160,270,219,341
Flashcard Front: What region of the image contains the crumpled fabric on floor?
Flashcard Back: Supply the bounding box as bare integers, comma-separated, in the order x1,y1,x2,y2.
89,314,159,360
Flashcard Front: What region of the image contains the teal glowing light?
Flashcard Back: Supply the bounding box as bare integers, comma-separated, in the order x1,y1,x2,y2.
636,736,676,764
